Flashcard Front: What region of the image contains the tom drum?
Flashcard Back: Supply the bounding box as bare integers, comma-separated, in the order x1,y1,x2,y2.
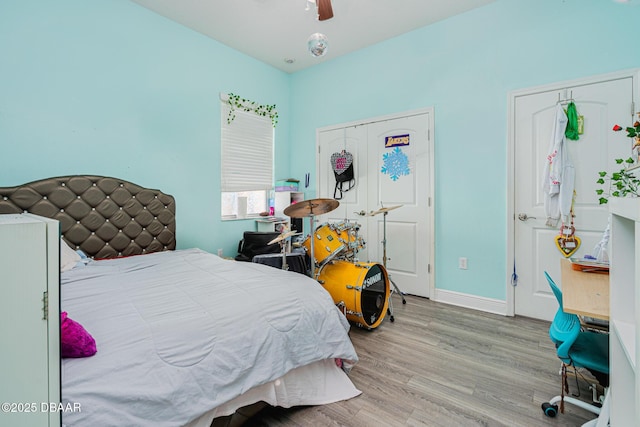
334,221,365,260
302,223,345,266
317,260,389,329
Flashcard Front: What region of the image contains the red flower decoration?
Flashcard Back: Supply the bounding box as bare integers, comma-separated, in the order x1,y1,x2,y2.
613,124,623,131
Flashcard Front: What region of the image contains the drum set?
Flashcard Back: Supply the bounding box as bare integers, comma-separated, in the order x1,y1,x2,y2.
269,198,405,330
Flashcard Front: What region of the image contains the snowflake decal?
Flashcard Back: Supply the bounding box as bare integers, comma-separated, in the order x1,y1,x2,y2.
381,147,410,181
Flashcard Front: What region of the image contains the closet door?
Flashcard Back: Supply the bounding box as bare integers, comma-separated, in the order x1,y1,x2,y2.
0,214,60,427
317,110,434,298
513,75,635,320
366,114,431,297
318,126,370,260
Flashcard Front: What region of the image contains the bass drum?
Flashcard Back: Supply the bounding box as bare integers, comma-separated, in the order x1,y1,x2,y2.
318,260,389,329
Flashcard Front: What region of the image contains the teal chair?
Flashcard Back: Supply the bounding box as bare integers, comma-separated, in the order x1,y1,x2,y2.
541,272,609,420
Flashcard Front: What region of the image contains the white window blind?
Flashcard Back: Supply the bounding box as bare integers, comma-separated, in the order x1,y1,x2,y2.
221,100,274,192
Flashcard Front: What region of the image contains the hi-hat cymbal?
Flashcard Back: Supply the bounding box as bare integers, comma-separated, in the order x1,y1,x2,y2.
268,231,301,245
284,198,340,218
367,205,403,216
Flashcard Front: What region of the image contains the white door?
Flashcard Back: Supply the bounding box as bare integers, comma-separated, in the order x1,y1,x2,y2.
513,74,635,320
317,126,371,260
366,115,431,297
318,111,433,297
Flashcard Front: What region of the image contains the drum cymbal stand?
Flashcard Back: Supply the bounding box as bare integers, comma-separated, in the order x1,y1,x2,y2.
308,213,316,278
283,198,340,280
280,240,289,271
268,230,300,271
352,221,361,263
380,209,407,322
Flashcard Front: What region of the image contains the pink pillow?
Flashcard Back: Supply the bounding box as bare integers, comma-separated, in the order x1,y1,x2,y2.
60,312,97,358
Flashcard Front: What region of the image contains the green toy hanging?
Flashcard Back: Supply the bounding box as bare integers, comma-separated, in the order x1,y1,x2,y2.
565,102,580,141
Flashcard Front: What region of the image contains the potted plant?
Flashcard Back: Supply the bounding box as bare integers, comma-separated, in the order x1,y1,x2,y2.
596,117,640,204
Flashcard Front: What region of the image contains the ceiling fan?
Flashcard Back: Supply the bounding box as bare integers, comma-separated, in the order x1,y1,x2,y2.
307,0,334,21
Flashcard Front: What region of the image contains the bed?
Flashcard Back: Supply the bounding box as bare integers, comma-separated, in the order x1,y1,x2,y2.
0,175,360,427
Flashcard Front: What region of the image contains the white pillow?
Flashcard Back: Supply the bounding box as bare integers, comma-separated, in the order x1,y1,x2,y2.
60,238,81,272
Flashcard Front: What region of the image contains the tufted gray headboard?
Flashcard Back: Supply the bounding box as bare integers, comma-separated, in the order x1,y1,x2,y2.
0,175,176,259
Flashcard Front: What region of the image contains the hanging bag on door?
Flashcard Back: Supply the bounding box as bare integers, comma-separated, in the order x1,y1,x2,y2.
331,150,355,200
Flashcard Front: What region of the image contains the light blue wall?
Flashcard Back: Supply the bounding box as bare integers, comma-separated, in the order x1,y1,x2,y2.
1,0,638,302
0,0,291,256
289,0,638,300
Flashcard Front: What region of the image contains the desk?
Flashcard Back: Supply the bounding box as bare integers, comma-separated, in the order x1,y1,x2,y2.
560,259,609,321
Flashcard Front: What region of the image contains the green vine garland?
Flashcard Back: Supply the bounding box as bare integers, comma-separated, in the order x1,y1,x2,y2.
227,93,279,127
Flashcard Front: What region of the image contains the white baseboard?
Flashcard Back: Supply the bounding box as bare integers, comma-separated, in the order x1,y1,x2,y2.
432,289,508,316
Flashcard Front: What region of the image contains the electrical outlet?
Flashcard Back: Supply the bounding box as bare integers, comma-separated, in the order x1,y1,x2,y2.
458,257,468,270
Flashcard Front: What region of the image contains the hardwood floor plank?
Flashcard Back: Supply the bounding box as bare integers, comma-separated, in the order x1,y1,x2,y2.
245,296,599,426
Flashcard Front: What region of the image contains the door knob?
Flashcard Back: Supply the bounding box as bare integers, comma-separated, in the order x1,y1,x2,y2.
518,213,536,221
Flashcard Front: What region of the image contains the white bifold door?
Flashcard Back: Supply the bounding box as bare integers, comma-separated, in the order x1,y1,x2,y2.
317,110,434,298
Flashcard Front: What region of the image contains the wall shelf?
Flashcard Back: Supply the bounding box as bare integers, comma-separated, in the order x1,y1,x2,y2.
611,319,636,370
274,191,304,233
608,198,640,425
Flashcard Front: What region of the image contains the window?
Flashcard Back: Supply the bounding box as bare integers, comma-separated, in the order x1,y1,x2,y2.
220,95,274,219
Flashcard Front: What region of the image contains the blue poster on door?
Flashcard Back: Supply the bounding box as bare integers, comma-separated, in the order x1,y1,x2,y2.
381,147,410,181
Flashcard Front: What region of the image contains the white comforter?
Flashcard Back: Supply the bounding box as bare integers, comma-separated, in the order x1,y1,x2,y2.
60,249,358,427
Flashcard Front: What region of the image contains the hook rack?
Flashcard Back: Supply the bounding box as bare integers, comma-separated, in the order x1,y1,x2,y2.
557,90,574,105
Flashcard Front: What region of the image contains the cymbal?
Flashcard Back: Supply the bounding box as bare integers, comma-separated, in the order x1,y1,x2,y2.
284,198,340,218
268,231,301,245
367,205,403,216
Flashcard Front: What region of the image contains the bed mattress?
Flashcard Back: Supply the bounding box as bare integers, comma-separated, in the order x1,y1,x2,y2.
60,248,359,426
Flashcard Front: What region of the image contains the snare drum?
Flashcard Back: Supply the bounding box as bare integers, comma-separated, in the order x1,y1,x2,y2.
317,260,389,329
302,223,345,266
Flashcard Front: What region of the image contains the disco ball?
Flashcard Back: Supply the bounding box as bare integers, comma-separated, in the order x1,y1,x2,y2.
307,33,329,58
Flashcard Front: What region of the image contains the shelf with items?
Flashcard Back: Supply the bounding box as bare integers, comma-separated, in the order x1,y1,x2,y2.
255,217,288,233
274,191,304,233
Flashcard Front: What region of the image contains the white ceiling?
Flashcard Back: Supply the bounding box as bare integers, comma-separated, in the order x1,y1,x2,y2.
131,0,497,73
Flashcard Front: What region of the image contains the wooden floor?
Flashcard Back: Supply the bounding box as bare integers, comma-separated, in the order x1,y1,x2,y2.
245,295,602,426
